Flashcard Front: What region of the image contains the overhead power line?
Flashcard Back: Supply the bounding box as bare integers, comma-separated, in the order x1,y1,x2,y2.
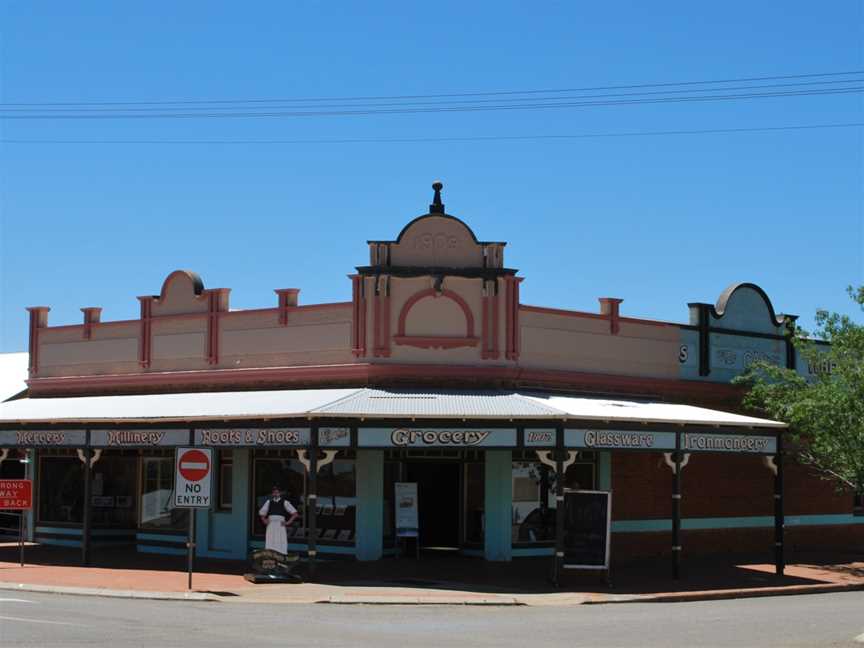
1,78,860,114
1,86,861,120
2,121,861,145
2,69,862,107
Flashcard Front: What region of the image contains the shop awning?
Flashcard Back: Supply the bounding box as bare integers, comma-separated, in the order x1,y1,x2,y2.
0,387,785,429
0,352,29,402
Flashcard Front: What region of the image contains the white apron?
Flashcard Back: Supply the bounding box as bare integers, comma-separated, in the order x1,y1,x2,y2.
264,515,288,555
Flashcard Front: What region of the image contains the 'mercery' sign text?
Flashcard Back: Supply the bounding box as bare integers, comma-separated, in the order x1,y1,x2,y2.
359,428,517,448
0,430,86,447
0,479,32,510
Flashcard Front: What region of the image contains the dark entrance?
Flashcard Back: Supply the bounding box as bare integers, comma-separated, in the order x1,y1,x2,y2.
405,462,461,549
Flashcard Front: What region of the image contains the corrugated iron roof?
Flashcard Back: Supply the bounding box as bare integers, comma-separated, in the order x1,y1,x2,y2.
0,385,784,429
310,389,563,418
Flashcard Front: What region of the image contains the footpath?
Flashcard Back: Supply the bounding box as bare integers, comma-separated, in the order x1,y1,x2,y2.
0,543,862,606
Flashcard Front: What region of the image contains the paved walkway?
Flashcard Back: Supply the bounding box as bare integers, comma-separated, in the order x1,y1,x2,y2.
0,542,861,605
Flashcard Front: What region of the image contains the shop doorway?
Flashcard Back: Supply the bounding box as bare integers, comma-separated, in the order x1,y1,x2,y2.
405,461,461,550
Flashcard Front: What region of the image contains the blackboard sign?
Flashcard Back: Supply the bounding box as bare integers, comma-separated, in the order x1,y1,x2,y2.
562,490,611,569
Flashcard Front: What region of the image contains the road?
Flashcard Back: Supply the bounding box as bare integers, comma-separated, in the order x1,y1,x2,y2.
0,590,863,647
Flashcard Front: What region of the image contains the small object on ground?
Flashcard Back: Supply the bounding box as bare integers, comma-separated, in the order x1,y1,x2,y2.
243,549,303,584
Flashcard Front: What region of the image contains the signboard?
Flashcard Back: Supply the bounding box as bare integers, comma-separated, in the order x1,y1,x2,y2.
0,479,32,510
562,490,611,570
394,482,419,538
359,428,517,448
0,430,86,447
319,427,351,447
683,433,777,454
173,447,213,508
565,429,676,451
524,429,556,447
195,428,310,447
91,429,189,447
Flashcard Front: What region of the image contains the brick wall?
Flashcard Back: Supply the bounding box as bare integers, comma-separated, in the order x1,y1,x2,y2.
611,452,853,521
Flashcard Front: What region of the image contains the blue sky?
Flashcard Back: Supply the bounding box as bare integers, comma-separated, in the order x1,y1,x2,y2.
0,1,862,352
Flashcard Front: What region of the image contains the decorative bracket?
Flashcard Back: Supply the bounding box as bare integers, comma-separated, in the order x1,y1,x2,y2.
0,448,8,465
762,455,778,476
663,452,690,474
535,450,579,472
296,449,339,474
76,448,103,467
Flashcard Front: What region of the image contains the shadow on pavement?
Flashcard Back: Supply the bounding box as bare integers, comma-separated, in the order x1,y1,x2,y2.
2,542,858,596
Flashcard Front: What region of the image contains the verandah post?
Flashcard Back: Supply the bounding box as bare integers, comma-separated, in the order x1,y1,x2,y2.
308,423,319,580
672,432,682,580
553,424,565,586
82,431,92,566
774,432,785,576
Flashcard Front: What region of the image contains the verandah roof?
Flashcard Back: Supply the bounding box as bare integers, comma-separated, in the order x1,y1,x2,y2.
0,387,785,429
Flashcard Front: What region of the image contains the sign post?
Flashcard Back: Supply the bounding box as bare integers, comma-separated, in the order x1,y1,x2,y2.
174,448,213,591
0,479,32,567
394,482,420,558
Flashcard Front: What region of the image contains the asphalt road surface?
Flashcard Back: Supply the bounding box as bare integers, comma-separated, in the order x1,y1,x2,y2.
1,591,863,647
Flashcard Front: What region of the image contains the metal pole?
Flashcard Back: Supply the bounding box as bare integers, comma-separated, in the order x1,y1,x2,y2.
19,511,25,567
187,510,195,590
82,434,92,566
774,434,785,576
308,424,319,580
672,434,682,580
553,425,565,587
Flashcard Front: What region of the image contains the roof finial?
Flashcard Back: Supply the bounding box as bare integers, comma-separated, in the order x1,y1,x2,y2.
430,180,444,214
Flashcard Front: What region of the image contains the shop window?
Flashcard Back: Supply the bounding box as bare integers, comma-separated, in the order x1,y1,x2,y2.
251,452,356,544
217,450,233,511
317,460,357,544
38,455,83,524
463,461,484,545
90,453,138,528
140,454,188,530
252,452,306,537
854,493,863,517
511,452,597,545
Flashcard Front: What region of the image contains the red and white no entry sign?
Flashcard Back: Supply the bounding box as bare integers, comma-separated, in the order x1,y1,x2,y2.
174,447,213,509
178,449,210,482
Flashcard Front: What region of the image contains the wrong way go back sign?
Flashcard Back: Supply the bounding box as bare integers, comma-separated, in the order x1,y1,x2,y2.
174,447,213,508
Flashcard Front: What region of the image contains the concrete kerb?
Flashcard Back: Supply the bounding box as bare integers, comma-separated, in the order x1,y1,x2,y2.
0,581,220,602
584,582,864,605
1,580,861,606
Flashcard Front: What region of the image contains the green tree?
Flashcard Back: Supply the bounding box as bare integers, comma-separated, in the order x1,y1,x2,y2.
735,286,864,500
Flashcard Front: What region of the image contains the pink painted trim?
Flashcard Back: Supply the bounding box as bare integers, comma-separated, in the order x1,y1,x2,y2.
599,297,624,336
481,291,490,359
26,362,742,403
372,289,382,357
137,297,153,369
396,288,476,339
81,307,102,340
381,288,391,358
505,277,522,360
275,288,300,326
491,288,500,359
26,307,49,376
394,335,480,349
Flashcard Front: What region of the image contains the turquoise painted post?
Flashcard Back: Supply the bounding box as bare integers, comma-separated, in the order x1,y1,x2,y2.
484,450,512,561
356,450,384,561
598,451,611,491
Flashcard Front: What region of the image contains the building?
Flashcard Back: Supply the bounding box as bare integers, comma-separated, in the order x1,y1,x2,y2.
0,184,859,575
